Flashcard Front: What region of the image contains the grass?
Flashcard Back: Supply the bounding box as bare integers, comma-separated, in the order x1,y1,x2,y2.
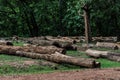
0,42,119,75
0,54,31,61
97,58,120,68
13,41,24,46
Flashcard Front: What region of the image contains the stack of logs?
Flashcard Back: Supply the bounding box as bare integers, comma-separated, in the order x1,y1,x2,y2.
0,45,100,68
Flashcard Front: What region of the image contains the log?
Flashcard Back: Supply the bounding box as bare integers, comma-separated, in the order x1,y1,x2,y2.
0,40,13,46
86,49,120,62
0,49,100,68
96,42,118,50
52,41,77,50
107,54,120,62
45,36,75,44
86,49,109,58
0,45,66,54
22,39,77,50
107,52,120,62
92,37,117,42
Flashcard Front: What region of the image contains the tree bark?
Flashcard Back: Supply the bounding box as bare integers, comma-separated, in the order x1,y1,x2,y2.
82,4,92,44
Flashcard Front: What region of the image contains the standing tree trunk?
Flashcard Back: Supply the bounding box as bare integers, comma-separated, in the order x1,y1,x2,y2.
82,4,92,45
58,0,67,36
19,0,39,37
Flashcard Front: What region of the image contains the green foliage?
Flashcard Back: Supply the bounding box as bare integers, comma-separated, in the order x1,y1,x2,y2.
0,0,120,36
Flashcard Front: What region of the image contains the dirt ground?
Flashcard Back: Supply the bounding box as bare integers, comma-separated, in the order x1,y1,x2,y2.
0,68,120,80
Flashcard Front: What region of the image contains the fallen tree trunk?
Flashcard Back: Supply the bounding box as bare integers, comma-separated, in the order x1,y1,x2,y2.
45,36,76,44
92,37,117,42
0,49,100,68
22,39,77,50
86,49,120,62
52,41,77,50
0,45,66,54
86,49,109,58
96,42,118,50
0,40,13,46
107,54,120,62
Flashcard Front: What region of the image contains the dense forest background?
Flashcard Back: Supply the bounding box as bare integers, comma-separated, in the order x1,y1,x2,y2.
0,0,120,37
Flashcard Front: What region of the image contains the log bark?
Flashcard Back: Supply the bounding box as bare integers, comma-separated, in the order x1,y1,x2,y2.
92,37,117,42
107,52,120,62
0,48,100,68
0,45,66,54
86,49,109,58
86,49,120,62
0,40,13,46
45,36,75,44
22,39,77,50
52,41,77,50
96,42,118,50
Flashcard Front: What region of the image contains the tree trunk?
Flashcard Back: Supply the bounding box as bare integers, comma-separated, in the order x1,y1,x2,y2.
96,42,119,50
58,0,67,36
0,48,100,68
83,4,92,44
0,41,13,46
0,45,66,54
86,49,120,62
30,10,39,37
86,49,109,58
22,37,77,50
107,53,120,62
20,1,39,37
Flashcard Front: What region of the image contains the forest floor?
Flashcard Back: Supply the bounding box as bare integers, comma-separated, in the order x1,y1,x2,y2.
0,68,120,80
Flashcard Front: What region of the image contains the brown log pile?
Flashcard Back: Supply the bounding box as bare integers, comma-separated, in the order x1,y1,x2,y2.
86,49,120,62
21,38,77,50
0,45,100,68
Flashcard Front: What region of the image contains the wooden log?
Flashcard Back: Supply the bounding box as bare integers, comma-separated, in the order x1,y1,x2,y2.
92,37,117,42
86,49,108,58
106,52,120,62
45,36,75,44
52,41,77,50
0,45,66,54
22,39,77,50
0,40,13,46
107,54,120,62
96,42,118,50
0,49,100,68
86,49,120,62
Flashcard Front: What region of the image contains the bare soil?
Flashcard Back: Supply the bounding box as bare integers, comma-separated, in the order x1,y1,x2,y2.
0,68,120,80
